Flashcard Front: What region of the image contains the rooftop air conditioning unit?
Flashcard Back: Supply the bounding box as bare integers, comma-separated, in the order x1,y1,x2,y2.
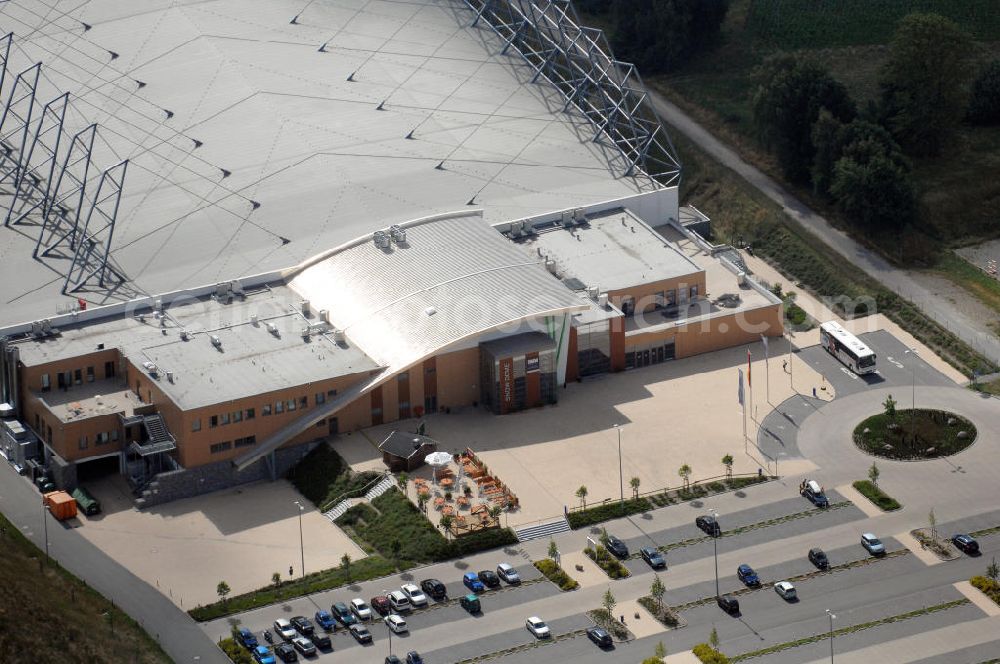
166,371,174,383
319,309,330,323
210,335,222,349
301,326,311,339
373,230,391,249
266,322,279,336
389,224,406,244
598,293,609,308
586,286,600,300
560,210,572,225
333,329,346,344
154,299,162,312
510,220,523,237
573,208,585,223
180,330,190,341
301,300,311,316
250,314,258,326
142,361,158,376
545,259,557,274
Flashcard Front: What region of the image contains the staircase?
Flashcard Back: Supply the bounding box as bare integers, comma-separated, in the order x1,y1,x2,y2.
323,498,355,523
142,414,173,443
364,475,397,501
515,517,571,542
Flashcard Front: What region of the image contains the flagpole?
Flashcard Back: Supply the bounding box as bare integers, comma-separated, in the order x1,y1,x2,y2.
762,335,770,405
747,349,754,423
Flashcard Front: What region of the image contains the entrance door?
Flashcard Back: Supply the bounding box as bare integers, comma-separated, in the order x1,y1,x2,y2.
328,417,339,437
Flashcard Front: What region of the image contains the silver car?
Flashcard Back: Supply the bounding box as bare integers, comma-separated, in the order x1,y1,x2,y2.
497,562,521,584
861,532,886,555
273,618,296,641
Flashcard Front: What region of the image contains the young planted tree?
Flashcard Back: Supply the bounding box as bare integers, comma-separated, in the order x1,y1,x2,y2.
650,573,666,611
397,472,409,497
678,464,692,490
868,462,880,488
709,626,720,649
576,485,589,510
216,581,231,604
417,492,429,513
271,572,282,589
630,476,641,500
883,394,897,422
654,641,667,659
548,539,559,561
602,587,617,620
987,557,999,581
928,508,937,540
341,553,352,581
722,454,734,480
439,515,454,541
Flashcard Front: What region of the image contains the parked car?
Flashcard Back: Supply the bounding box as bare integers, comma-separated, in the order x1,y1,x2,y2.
290,616,314,636
291,636,315,656
252,645,275,664
388,590,412,612
952,534,980,555
808,547,829,569
351,598,372,620
497,563,521,584
605,535,629,558
274,642,297,662
237,627,259,649
349,623,373,644
401,583,428,606
463,572,485,592
384,614,408,634
421,578,447,600
640,546,666,569
526,616,551,638
459,593,481,613
696,515,722,537
586,626,613,647
332,602,357,626
774,581,797,600
36,476,56,493
406,652,424,664
478,570,501,589
861,532,886,556
800,479,829,508
313,610,335,631
273,618,297,642
309,632,331,651
717,594,740,615
737,564,759,587
385,657,402,664
371,595,392,616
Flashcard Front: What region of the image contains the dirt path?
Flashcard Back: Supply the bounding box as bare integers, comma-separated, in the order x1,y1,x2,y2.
647,93,1000,366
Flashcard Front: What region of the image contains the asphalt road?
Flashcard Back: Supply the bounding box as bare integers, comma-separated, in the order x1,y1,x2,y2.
0,459,229,664
647,92,1000,366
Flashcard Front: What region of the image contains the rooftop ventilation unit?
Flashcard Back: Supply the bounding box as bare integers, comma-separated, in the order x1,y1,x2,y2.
319,309,330,323
166,371,174,383
598,293,609,308
180,330,190,341
301,300,311,316
545,259,557,275
231,280,244,296
210,335,222,349
266,322,279,336
250,314,258,326
142,361,158,376
572,208,586,224
154,299,162,313
560,210,572,225
586,286,600,300
333,329,346,344
373,230,391,249
301,326,311,340
389,224,407,244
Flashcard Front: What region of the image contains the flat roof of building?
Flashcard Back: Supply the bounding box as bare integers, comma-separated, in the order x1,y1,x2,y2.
519,209,701,292
13,285,380,410
0,0,643,328
36,379,144,424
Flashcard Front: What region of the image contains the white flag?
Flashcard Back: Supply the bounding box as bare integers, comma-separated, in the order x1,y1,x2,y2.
761,334,769,360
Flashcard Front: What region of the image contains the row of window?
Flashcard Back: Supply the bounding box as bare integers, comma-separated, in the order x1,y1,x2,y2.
210,435,257,454
192,390,339,432
40,361,117,392
619,286,699,315
78,430,119,450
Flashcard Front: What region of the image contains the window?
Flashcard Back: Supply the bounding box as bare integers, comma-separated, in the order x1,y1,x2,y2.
104,360,116,379
275,401,284,414
262,404,272,416
40,373,50,392
666,290,676,306
233,410,243,423
299,396,307,409
654,291,665,307
316,419,326,428
111,430,119,441
210,415,218,428
327,389,338,397
234,435,257,448
220,412,230,425
58,373,67,390
210,441,232,454
246,408,255,420
74,369,82,385
315,392,326,406
690,285,699,299
78,435,88,450
47,425,52,442
192,418,202,432
287,399,297,412
371,407,382,417
86,366,95,383
397,371,409,381
96,432,110,445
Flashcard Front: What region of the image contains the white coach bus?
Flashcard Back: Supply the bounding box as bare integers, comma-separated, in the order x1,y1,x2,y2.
820,321,876,374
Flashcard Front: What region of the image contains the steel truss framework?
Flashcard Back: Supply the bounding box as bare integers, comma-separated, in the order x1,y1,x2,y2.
463,0,681,186
0,32,128,295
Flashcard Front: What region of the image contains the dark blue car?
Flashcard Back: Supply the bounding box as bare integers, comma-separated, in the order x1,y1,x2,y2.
332,602,357,626
314,610,335,631
737,564,760,587
236,627,259,649
463,572,485,592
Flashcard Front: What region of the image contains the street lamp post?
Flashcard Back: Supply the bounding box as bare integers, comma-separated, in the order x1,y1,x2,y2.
293,501,305,579
905,348,918,446
826,609,836,663
613,424,624,509
710,508,720,598
41,500,50,560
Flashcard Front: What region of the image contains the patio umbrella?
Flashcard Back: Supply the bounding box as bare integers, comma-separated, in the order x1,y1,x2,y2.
424,451,452,482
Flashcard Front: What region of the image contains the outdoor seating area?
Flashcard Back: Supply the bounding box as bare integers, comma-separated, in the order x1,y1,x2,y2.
459,448,520,510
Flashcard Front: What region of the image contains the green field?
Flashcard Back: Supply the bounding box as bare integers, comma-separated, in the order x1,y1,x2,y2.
747,0,1000,48
0,511,169,663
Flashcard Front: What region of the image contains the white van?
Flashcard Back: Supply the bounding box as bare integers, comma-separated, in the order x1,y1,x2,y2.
388,590,411,612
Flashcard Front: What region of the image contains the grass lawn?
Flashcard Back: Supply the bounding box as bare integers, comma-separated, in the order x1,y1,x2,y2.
0,512,169,663
286,443,382,509
339,489,450,563
853,409,977,459
851,480,902,511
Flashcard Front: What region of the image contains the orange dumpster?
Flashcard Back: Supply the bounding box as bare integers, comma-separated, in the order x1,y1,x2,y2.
43,491,78,521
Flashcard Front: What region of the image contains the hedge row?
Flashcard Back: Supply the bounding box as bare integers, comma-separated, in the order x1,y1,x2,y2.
851,480,902,511
693,643,731,664
971,576,1000,606
585,545,630,579
568,498,651,529
533,559,579,591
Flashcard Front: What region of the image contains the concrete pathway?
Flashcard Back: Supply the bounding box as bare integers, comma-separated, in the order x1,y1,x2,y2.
649,93,1000,366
